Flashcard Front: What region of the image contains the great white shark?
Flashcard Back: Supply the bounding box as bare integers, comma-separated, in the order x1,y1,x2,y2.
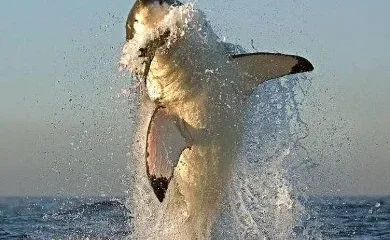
120,0,313,238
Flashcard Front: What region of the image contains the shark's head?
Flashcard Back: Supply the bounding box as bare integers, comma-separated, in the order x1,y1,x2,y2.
126,0,183,41
123,0,184,80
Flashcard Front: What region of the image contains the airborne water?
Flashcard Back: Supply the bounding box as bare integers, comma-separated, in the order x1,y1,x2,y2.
212,74,318,239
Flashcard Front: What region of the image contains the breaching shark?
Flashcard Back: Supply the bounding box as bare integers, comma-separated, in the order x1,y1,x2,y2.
120,0,313,238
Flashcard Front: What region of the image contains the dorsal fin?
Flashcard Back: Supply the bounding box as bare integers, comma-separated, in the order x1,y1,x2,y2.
232,52,314,96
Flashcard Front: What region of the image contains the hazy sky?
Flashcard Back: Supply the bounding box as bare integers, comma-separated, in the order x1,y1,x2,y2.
0,0,389,196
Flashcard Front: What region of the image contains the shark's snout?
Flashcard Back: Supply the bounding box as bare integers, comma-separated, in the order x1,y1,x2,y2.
126,0,182,41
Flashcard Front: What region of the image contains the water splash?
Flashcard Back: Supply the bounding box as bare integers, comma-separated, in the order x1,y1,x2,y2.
207,75,317,240
122,75,319,239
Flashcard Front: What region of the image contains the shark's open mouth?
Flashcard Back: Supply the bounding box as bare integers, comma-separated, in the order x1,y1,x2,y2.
119,3,196,83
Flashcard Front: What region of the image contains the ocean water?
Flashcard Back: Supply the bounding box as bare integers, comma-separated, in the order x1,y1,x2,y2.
0,197,132,239
1,196,389,239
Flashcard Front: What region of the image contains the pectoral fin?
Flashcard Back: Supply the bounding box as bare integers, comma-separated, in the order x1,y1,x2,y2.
232,52,313,96
146,107,192,202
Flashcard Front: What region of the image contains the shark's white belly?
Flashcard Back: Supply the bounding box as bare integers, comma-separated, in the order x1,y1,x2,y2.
145,27,245,237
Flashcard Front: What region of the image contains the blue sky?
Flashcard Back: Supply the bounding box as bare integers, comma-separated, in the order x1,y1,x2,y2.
0,0,389,196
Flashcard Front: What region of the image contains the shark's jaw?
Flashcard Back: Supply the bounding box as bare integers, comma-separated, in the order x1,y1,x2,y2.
119,0,193,84
120,2,221,105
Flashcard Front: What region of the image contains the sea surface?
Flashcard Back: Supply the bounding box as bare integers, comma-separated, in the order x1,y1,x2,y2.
0,196,389,239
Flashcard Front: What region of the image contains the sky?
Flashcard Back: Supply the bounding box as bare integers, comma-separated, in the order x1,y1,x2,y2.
0,0,389,196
